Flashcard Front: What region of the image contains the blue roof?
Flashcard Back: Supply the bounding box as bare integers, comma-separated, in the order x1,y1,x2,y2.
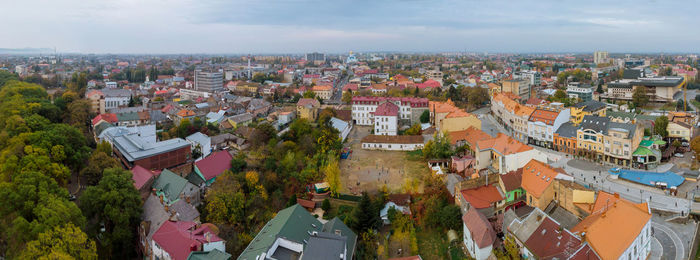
610,168,684,188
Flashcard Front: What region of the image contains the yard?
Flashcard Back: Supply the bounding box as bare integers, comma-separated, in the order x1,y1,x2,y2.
415,228,465,260
339,126,429,195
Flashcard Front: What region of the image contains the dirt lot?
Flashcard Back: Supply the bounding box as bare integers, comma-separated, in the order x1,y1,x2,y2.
339,126,428,195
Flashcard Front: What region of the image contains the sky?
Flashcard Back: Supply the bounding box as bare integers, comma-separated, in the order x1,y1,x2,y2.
4,0,700,54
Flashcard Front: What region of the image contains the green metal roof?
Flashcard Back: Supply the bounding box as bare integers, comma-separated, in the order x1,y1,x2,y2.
117,112,139,122
633,146,656,156
152,169,188,205
238,204,323,260
188,249,231,260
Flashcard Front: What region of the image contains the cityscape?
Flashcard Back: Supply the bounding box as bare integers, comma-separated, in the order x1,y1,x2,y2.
3,1,700,260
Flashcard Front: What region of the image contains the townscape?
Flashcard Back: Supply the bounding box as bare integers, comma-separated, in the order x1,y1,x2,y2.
2,50,700,260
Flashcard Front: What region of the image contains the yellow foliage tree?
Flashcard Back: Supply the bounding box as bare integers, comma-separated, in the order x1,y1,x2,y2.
324,157,341,196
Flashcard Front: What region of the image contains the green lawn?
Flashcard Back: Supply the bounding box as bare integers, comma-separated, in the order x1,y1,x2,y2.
416,228,451,259
324,199,356,221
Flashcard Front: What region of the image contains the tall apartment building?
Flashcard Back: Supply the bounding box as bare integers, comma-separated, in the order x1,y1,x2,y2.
594,51,609,64
502,79,532,100
514,70,541,89
194,70,224,93
305,52,326,65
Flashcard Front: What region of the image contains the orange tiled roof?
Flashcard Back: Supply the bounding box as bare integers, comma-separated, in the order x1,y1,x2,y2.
520,159,556,198
448,126,491,146
177,109,195,117
312,85,332,91
445,110,475,119
571,194,651,260
529,109,560,125
429,99,459,114
476,133,533,156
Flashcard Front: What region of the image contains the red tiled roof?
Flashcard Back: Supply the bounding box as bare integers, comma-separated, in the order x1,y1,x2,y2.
500,169,523,192
447,127,491,146
529,109,560,126
374,102,399,116
416,79,441,89
462,207,496,248
131,165,154,190
194,151,233,181
524,217,583,259
296,98,320,108
296,198,315,209
460,185,504,209
152,221,224,260
343,83,359,91
92,113,118,126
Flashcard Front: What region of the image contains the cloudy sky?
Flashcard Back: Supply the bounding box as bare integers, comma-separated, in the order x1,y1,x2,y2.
4,0,700,54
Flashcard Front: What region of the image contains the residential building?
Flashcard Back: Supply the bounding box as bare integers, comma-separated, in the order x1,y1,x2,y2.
571,193,652,260
429,99,481,133
447,126,491,155
305,52,326,64
553,122,579,154
186,132,211,161
456,184,505,217
152,169,200,206
527,108,571,149
570,100,607,125
179,89,212,101
603,121,643,167
576,116,609,161
374,102,399,135
502,78,531,100
491,93,534,142
228,113,254,128
296,98,321,120
312,85,333,100
474,133,547,174
193,150,233,186
498,169,524,205
668,111,696,125
151,221,225,260
425,70,444,85
361,135,424,151
238,204,357,260
505,208,598,260
593,51,609,64
566,82,595,102
352,96,428,126
462,207,496,260
521,160,558,210
194,70,224,93
105,81,118,88
380,195,411,225
668,121,692,142
514,70,542,89
86,90,106,114
131,165,156,200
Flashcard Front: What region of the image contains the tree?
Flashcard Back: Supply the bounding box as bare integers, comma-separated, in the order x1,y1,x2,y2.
350,192,381,232
596,84,604,94
466,87,489,108
420,110,430,123
321,198,331,212
20,223,97,260
80,168,142,259
654,116,669,138
303,91,316,99
404,124,422,135
251,123,277,147
80,151,120,185
422,133,452,159
0,70,19,87
66,99,92,133
324,156,341,196
691,136,700,161
230,154,247,172
672,140,681,148
632,87,649,108
342,91,353,104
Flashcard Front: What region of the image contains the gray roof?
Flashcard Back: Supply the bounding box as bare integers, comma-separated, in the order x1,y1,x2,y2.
607,121,637,138
622,69,643,79
210,133,236,145
187,249,231,260
544,201,580,230
102,88,132,97
186,132,210,145
149,110,169,123
445,174,465,196
555,122,579,138
230,113,254,123
609,76,684,88
113,135,190,162
186,171,206,186
579,115,610,134
322,218,356,260
170,199,200,222
507,207,548,243
572,100,607,112
301,232,348,260
606,110,637,121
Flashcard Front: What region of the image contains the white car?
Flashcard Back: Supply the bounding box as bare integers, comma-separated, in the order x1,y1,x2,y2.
674,153,684,158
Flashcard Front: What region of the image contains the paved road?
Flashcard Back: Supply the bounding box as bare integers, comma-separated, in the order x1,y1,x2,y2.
652,222,684,260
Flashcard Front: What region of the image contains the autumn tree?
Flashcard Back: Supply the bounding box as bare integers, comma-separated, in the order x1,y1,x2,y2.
80,151,121,185
80,168,142,259
342,90,353,104
324,156,341,196
20,223,97,260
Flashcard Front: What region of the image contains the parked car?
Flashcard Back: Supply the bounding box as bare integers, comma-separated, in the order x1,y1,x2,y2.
674,153,684,158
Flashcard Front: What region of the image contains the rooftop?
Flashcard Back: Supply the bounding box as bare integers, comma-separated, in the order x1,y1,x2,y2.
462,207,496,248
460,185,504,209
476,133,533,156
521,159,557,198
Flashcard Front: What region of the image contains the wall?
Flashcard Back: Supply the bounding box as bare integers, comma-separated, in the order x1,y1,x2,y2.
463,223,493,260
440,115,481,133
361,142,423,151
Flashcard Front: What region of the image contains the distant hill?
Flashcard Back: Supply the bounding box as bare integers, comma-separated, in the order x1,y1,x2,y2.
0,48,54,54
